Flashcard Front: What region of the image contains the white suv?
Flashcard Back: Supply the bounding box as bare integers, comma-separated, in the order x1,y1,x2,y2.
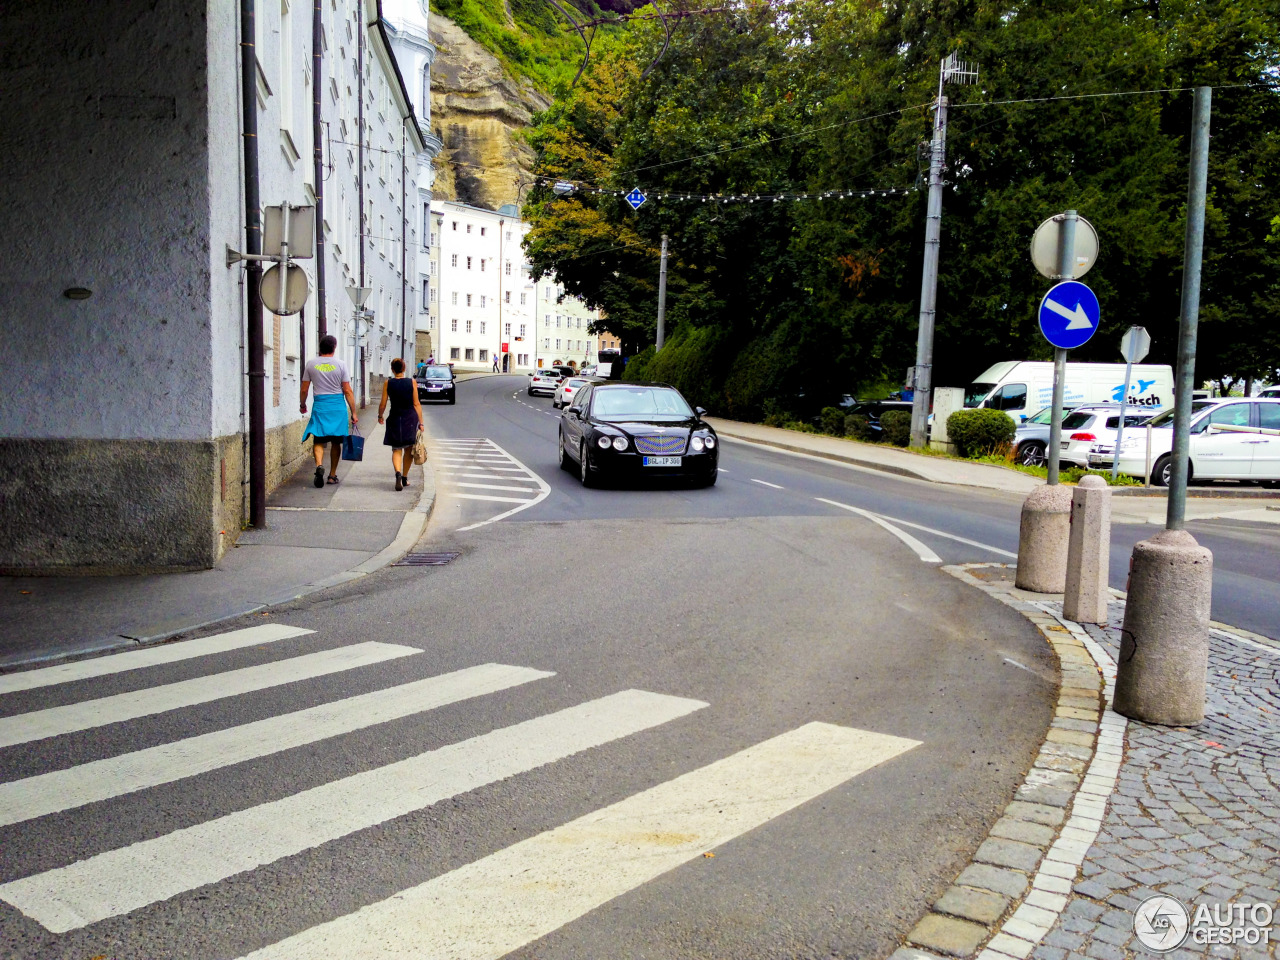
527,369,563,397
1056,404,1163,468
1090,398,1280,485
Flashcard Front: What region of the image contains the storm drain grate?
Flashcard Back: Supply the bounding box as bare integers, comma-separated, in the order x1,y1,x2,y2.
392,552,461,567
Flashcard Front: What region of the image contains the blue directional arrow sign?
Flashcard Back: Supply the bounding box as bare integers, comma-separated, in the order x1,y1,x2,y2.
1038,280,1101,350
625,187,647,211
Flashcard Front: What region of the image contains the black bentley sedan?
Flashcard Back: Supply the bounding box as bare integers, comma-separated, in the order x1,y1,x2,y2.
557,382,718,487
416,364,456,404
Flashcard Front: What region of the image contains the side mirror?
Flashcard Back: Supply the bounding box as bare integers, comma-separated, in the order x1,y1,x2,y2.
695,406,707,418
527,372,534,376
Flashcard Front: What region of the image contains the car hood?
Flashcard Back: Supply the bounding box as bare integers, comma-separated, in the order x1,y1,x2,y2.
596,417,709,434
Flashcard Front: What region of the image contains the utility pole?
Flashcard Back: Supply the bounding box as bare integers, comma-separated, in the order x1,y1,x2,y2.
655,233,668,351
240,0,266,530
910,53,977,449
1045,210,1078,486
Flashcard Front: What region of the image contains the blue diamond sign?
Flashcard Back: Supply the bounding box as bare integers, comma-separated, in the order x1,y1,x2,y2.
1038,280,1101,350
625,187,646,211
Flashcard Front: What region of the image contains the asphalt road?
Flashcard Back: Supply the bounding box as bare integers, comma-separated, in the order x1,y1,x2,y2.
0,373,1272,960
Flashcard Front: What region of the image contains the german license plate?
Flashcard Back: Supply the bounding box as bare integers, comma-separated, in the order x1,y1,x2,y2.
427,386,442,391
642,456,682,467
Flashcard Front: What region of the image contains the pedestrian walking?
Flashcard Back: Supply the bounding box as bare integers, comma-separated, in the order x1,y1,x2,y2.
492,355,500,372
300,335,358,487
377,358,424,491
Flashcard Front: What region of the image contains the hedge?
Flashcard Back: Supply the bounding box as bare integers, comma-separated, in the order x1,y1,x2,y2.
946,408,1017,458
879,410,911,446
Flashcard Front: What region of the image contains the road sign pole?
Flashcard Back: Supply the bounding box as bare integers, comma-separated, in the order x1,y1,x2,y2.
1168,87,1211,531
656,234,668,352
1046,210,1078,486
1112,358,1133,481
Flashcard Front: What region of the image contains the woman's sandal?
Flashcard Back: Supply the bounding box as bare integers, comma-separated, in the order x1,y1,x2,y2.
327,475,340,484
313,466,325,488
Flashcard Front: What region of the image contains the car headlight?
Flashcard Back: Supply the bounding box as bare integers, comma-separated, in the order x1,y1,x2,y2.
611,436,628,451
704,436,716,449
597,435,613,449
690,437,705,452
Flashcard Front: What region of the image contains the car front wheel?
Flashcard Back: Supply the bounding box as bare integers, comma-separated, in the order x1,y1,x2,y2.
1017,440,1047,467
557,430,572,471
579,441,596,487
1151,453,1188,487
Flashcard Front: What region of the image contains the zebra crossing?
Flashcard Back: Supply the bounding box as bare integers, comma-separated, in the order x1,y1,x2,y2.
0,624,921,957
431,437,549,531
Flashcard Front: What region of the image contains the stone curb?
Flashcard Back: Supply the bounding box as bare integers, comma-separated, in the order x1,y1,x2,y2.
891,562,1129,960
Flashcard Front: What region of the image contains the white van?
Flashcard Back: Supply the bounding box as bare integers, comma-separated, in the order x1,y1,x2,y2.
965,361,1174,422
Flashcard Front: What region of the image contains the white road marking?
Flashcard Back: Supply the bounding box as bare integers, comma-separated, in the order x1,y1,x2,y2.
815,498,942,564
1004,657,1035,674
454,493,535,504
750,478,784,489
0,643,421,749
869,515,1017,559
0,625,314,696
0,690,707,932
0,664,553,828
237,722,920,960
444,472,539,483
456,439,550,532
454,482,544,493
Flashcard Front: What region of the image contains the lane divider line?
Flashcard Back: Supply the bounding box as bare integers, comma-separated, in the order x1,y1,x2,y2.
749,478,784,490
814,498,942,564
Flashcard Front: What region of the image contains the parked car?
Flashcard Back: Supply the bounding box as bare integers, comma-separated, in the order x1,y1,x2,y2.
1259,386,1280,399
558,382,719,488
527,369,564,397
1089,398,1280,485
553,375,599,409
965,361,1174,423
578,364,598,377
550,364,576,378
416,364,456,404
840,399,916,438
1012,405,1078,466
1058,404,1163,468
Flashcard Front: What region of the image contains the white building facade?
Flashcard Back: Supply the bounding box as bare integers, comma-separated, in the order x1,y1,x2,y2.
428,200,601,372
0,0,442,573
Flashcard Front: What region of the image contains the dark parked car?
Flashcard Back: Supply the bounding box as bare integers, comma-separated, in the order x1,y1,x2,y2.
557,382,719,487
416,364,456,404
839,399,916,437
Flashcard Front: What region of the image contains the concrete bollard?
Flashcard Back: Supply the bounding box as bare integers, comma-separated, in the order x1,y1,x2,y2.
1114,529,1213,726
1063,475,1111,624
1015,484,1073,593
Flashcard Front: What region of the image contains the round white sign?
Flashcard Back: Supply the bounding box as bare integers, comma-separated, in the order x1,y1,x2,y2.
1133,895,1190,952
1030,214,1099,280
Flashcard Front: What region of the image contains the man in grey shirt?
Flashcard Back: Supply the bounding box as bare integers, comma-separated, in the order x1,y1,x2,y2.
300,335,358,486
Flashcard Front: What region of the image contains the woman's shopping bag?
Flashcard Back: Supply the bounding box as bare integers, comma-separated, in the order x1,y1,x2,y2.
342,426,365,461
411,429,428,465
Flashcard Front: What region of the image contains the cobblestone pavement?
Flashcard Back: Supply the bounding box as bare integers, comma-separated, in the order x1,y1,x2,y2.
895,567,1278,960
1057,610,1280,960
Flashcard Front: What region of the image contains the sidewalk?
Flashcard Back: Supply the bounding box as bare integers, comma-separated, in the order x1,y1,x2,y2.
0,404,435,669
893,566,1279,960
708,417,1280,523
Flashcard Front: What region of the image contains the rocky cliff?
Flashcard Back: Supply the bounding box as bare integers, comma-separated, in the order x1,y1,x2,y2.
429,15,551,211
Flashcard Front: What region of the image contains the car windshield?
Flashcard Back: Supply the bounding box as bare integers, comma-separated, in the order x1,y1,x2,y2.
965,383,995,407
1025,407,1055,425
1062,412,1095,430
592,387,693,421
1146,400,1217,428
564,378,591,388
423,366,451,379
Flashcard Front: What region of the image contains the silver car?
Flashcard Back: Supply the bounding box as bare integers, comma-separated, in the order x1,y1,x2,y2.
527,369,563,397
553,376,599,409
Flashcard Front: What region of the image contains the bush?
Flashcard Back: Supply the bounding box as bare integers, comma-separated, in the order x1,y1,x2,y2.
819,406,847,436
845,414,874,440
879,410,911,446
946,408,1017,458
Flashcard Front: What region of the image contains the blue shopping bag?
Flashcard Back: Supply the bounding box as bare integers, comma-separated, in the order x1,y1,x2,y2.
342,428,365,462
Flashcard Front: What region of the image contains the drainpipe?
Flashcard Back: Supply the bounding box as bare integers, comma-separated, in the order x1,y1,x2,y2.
401,121,407,359
241,0,267,529
357,8,366,406
312,0,327,338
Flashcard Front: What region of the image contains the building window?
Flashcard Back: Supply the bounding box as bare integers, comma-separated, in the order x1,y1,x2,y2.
544,286,550,300
504,323,511,336
452,220,457,231
466,319,472,333
504,291,510,303
545,314,550,324
466,294,472,306
480,259,485,272
480,226,486,237
479,349,488,362
451,292,457,305
465,348,474,360
480,296,486,308
556,339,561,350
450,347,460,359
519,324,526,337
430,261,437,275
480,321,486,335
466,256,472,270
506,231,512,242
421,279,428,308
543,338,550,349
451,254,457,267
505,261,511,276
555,315,561,328
518,353,527,365
520,293,527,305
451,318,457,332
429,288,436,303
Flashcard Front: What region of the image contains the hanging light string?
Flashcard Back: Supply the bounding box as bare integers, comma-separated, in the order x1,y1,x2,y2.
533,176,918,203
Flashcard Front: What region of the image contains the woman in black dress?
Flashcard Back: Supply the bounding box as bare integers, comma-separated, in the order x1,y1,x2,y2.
377,358,425,490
